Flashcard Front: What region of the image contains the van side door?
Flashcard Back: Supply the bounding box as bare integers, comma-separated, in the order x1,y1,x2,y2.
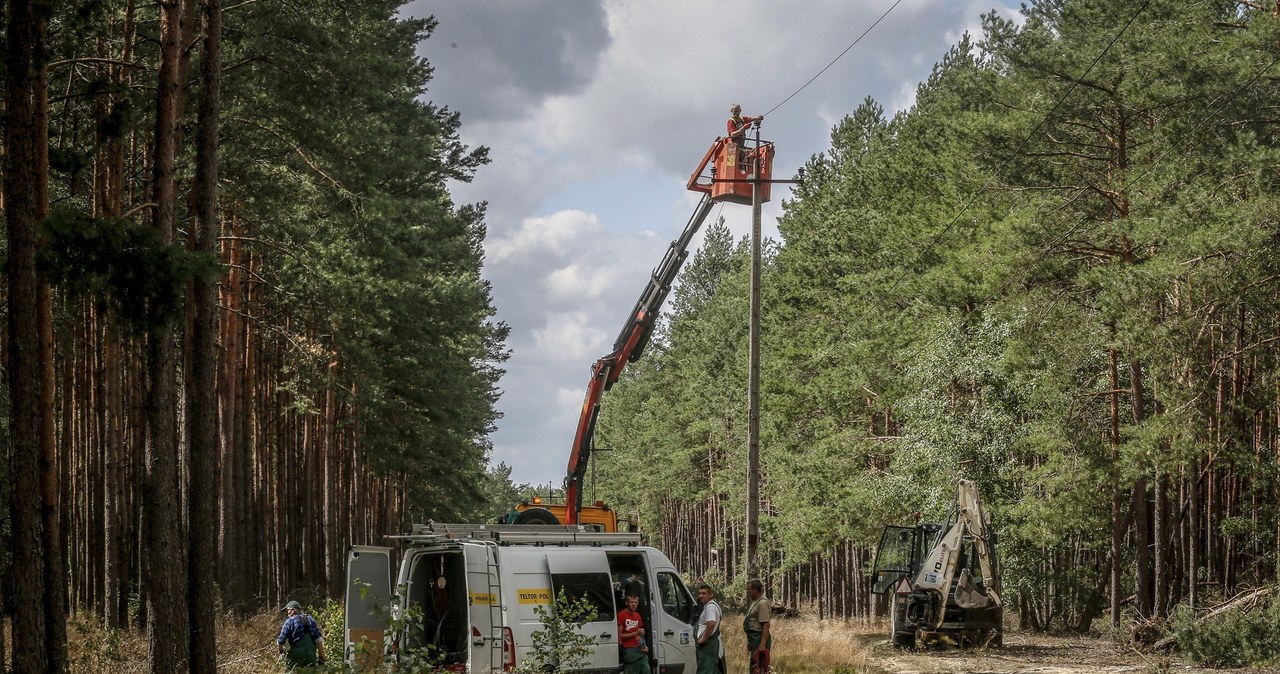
345,545,392,669
654,568,697,674
546,550,620,671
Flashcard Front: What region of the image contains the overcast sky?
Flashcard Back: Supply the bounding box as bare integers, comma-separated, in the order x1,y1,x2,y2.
400,0,1018,489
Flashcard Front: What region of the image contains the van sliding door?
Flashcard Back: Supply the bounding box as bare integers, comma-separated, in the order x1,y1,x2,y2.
546,550,619,672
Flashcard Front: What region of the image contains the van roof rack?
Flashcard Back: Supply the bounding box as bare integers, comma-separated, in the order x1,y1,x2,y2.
390,522,643,547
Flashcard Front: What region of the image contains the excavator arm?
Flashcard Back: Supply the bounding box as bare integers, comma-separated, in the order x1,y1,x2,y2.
563,194,715,522
911,480,1001,626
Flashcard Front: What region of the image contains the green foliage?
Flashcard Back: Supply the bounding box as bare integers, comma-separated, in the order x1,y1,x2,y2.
30,0,511,534
595,0,1280,631
455,461,537,523
39,207,222,331
517,589,600,674
209,0,508,518
309,599,345,667
1170,592,1280,667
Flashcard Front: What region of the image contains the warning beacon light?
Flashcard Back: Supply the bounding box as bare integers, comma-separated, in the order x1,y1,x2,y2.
687,134,775,205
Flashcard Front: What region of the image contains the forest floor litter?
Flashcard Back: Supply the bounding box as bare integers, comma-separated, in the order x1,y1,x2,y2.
846,621,1277,674
58,609,1280,673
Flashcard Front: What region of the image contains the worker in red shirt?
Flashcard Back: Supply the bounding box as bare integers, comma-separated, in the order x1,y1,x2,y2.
617,593,650,674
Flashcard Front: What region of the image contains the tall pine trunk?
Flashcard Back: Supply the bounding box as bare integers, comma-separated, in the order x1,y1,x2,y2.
145,0,190,670
104,0,136,630
5,0,51,670
34,27,68,671
1153,474,1168,617
187,0,223,669
1109,345,1122,629
1131,358,1152,617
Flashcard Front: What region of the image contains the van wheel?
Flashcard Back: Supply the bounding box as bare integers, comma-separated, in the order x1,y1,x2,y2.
513,508,560,525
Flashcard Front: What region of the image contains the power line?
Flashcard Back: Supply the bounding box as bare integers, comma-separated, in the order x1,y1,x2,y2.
761,0,905,119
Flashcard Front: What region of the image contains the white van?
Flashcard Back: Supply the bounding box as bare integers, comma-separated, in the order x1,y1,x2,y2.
344,523,718,674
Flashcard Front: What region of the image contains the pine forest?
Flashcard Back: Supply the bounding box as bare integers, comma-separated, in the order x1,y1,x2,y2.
2,0,1280,672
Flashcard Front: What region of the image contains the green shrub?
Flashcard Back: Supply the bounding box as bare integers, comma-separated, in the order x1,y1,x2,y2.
1169,590,1280,667
310,598,345,666
517,589,600,673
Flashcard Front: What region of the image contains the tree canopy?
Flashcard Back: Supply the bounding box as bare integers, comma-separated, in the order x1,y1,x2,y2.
596,0,1280,631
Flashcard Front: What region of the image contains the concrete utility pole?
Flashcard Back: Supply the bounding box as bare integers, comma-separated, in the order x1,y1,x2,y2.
746,122,762,577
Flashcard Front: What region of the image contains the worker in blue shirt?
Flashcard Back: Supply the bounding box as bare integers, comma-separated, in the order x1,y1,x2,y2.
277,600,326,668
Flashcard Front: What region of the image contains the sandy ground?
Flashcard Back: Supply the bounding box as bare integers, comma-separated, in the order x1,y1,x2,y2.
854,628,1276,674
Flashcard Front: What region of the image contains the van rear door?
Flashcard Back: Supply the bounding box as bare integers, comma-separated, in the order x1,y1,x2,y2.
546,550,619,671
400,547,472,669
464,544,502,673
345,545,392,669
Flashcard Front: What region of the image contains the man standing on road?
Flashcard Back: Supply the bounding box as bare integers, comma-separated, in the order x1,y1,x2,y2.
695,584,721,674
277,599,325,669
745,579,773,674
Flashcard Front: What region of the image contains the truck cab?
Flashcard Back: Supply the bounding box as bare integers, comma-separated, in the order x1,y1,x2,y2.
499,498,637,532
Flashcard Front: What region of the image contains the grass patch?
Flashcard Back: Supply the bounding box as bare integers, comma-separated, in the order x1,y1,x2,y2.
1169,588,1280,667
59,607,878,673
66,609,287,673
721,613,877,674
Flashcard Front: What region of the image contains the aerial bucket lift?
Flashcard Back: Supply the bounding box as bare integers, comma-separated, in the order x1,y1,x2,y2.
553,132,778,527
687,134,776,204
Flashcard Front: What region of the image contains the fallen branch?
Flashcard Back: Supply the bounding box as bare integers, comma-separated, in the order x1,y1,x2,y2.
1199,586,1271,621
1151,586,1273,652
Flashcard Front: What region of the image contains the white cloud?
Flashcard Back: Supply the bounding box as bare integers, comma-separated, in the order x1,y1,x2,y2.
545,263,619,301
530,312,610,364
485,210,603,264
555,385,588,412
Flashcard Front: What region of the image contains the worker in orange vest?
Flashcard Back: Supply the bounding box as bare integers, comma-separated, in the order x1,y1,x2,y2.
727,103,762,145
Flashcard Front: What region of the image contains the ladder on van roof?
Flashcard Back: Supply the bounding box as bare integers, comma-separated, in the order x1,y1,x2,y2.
393,522,643,547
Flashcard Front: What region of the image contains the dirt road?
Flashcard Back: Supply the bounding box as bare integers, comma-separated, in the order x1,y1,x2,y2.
854,629,1247,674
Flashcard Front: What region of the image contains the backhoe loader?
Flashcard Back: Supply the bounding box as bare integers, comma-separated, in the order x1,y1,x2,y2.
869,480,1002,649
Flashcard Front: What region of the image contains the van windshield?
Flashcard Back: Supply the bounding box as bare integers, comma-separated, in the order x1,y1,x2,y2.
551,571,615,622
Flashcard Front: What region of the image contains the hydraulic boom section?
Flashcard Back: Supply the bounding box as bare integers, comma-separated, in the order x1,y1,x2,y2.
562,194,715,522
912,480,1001,614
